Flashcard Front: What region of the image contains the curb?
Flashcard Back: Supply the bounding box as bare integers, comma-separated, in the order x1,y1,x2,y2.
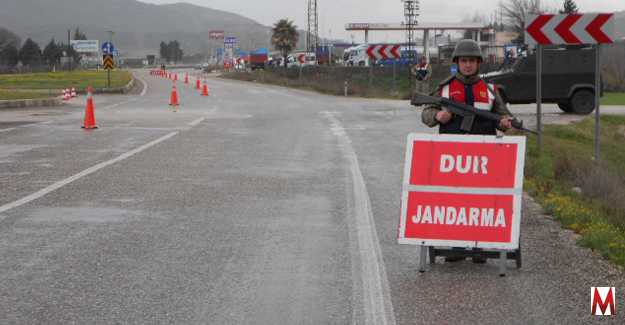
0,97,64,109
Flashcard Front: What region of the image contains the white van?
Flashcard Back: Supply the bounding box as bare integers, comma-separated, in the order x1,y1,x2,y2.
345,44,368,67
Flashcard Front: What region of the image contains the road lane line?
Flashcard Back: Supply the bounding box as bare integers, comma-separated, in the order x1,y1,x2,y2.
321,111,396,325
188,117,206,127
0,128,16,133
0,131,179,217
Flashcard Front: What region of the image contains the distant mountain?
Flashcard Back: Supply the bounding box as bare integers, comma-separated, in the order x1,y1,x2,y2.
0,0,275,57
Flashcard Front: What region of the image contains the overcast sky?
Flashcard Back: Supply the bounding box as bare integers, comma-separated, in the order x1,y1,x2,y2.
142,0,625,42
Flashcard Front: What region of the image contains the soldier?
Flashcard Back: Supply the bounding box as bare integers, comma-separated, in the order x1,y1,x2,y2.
421,39,513,135
421,39,513,263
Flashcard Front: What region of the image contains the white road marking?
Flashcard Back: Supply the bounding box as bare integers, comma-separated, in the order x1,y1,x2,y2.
0,131,179,217
0,128,16,133
188,117,206,127
138,76,148,97
321,111,396,325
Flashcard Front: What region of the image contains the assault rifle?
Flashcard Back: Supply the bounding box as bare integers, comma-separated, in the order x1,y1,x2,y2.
411,93,538,135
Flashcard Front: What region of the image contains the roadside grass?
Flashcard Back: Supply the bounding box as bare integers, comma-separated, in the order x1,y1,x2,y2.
0,70,132,90
601,92,625,106
524,115,625,267
0,90,55,100
222,67,420,100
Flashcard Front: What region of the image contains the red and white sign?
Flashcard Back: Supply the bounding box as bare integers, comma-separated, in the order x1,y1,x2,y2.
592,287,616,316
366,44,401,60
297,54,306,64
209,30,225,40
398,134,526,250
525,14,615,45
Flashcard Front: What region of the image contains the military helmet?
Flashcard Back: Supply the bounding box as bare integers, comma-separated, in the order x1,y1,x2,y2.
452,39,483,62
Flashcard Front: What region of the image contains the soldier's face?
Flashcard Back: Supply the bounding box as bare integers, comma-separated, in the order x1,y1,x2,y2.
458,57,479,76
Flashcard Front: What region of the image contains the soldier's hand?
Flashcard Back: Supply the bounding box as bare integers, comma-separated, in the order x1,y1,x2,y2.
499,116,513,130
435,110,452,124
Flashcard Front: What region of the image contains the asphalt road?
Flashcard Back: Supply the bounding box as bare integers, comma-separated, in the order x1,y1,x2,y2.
0,70,623,324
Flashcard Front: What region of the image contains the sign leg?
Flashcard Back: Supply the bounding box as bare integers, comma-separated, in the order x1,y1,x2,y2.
498,251,507,277
418,245,428,273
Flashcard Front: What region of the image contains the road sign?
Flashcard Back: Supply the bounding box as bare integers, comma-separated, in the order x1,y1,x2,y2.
101,42,115,54
70,40,100,53
224,37,238,45
103,55,115,70
297,54,305,64
209,30,225,40
366,45,401,60
525,14,615,45
525,13,614,161
398,134,526,250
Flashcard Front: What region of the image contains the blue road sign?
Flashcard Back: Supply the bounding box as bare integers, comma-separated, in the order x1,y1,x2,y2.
224,37,238,45
102,42,115,55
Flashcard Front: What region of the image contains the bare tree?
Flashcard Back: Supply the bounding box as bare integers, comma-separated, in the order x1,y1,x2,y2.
499,0,542,43
604,43,625,92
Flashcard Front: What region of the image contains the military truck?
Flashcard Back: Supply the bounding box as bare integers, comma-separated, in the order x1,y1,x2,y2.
483,46,600,114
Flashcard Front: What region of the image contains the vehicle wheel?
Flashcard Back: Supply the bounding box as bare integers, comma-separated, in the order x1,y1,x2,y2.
570,89,595,115
557,102,573,113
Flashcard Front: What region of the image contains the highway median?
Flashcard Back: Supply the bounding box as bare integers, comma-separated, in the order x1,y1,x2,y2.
0,70,133,94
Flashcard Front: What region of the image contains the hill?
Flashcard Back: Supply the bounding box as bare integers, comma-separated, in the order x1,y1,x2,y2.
0,0,274,57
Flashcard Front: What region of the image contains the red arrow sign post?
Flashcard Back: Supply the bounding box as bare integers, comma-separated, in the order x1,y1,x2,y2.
525,14,615,45
366,44,402,60
525,13,615,160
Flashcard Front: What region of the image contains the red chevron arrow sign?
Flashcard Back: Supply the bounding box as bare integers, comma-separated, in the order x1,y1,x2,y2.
525,13,615,45
366,44,401,60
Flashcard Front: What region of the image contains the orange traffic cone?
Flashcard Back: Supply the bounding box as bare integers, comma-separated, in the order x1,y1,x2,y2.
82,86,98,129
195,78,201,90
174,73,178,81
184,73,189,84
201,81,209,97
169,81,180,109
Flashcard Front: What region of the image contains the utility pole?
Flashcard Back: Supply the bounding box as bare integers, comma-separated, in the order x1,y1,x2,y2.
307,0,318,54
403,0,420,94
68,29,72,71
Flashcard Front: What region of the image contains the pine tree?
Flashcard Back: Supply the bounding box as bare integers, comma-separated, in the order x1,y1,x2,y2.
43,38,62,67
0,44,19,68
19,38,42,66
73,27,87,40
159,41,169,62
560,0,578,14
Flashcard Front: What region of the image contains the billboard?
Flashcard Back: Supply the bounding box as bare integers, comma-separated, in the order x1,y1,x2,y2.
70,40,100,53
209,30,225,40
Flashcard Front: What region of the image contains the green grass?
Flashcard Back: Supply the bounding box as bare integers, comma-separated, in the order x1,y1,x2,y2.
524,115,625,266
0,90,55,100
0,70,132,90
601,92,625,106
222,68,417,100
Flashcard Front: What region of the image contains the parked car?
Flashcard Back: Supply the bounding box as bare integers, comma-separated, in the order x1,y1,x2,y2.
483,46,601,114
